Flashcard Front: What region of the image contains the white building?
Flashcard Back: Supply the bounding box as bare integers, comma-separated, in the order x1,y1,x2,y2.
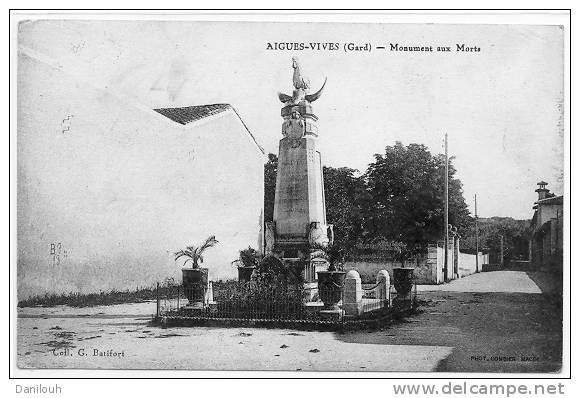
17,49,265,299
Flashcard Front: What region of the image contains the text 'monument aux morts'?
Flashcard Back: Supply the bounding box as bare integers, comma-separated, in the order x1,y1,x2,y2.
266,42,481,53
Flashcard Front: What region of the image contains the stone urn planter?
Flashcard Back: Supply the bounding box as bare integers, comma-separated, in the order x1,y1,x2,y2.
392,267,415,297
182,267,208,307
237,266,255,282
317,270,346,310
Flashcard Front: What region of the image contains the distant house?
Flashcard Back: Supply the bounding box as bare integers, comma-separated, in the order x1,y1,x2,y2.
17,49,265,299
528,182,563,270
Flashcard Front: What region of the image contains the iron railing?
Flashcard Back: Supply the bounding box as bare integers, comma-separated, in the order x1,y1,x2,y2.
155,279,418,327
360,281,385,313
158,281,341,322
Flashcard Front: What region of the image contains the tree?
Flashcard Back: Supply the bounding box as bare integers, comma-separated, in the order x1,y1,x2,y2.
364,142,471,250
461,217,530,262
323,166,370,255
264,143,472,255
264,153,278,222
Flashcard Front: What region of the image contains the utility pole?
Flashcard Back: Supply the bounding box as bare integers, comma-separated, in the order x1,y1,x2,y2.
443,133,449,281
500,235,504,267
475,194,479,273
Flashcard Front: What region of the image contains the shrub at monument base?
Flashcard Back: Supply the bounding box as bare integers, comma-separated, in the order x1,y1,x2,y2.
210,280,304,318
254,255,304,287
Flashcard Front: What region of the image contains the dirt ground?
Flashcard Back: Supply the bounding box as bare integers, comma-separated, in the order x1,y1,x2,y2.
340,290,562,372
16,270,562,373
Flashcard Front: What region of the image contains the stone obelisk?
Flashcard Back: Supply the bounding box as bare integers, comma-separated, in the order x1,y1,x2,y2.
266,57,333,271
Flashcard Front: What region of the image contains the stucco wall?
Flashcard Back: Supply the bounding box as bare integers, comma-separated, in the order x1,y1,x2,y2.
537,204,561,228
17,53,264,299
459,252,489,277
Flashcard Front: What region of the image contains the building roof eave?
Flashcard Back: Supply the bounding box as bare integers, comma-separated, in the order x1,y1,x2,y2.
154,104,265,157
536,195,563,206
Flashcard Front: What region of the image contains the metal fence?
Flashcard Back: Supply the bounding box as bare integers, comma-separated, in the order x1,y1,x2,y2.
361,281,387,313
155,279,417,328
158,281,338,321
360,283,418,314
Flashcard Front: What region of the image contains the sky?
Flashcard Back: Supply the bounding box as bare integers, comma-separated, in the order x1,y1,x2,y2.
18,19,565,219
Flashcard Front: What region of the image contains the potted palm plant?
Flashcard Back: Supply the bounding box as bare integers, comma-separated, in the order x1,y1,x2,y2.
232,246,261,282
175,235,219,308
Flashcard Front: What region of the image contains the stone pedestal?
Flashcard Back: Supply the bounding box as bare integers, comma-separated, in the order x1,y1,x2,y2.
376,270,391,303
273,135,331,260
343,270,362,316
273,136,327,248
319,309,343,321
183,281,214,310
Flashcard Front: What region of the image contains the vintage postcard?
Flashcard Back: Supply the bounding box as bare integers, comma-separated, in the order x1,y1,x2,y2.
11,12,569,378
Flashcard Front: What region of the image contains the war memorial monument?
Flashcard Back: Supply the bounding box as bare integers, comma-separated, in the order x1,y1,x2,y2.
265,57,339,301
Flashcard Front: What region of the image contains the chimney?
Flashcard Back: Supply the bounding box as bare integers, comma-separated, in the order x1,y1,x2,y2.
535,181,550,201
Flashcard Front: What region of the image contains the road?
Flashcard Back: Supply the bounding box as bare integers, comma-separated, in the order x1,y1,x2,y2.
17,270,562,373
344,270,563,373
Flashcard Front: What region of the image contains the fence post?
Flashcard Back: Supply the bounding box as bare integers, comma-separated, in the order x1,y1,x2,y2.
341,287,345,331
343,270,362,316
376,270,390,306
156,282,160,319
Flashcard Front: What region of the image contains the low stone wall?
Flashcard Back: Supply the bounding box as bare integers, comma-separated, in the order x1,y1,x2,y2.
344,261,396,284
482,263,503,272
344,257,437,285
345,247,488,285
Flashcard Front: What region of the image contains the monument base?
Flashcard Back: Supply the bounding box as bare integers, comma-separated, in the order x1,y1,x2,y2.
184,302,205,310
303,281,319,302
342,302,363,316
319,309,343,321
